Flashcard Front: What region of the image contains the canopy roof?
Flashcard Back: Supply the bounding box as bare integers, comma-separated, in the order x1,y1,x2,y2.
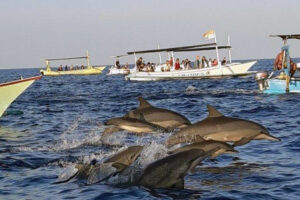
270,34,300,40
127,42,217,55
174,45,231,52
45,56,88,61
111,54,129,58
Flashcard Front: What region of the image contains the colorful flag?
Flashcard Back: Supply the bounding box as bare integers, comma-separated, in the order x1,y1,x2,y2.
203,30,216,39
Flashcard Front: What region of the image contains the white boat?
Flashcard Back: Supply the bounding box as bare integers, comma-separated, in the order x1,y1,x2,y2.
107,55,135,75
125,32,257,81
126,61,256,81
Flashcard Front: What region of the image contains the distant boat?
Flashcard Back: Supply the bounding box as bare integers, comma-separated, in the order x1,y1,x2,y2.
107,55,135,75
125,33,256,81
0,75,41,118
255,34,300,94
40,51,105,76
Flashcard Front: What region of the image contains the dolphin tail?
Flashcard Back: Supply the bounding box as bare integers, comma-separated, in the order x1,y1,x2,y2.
255,133,281,142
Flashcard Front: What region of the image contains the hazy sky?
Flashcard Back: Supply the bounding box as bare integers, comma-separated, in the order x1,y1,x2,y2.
0,0,300,69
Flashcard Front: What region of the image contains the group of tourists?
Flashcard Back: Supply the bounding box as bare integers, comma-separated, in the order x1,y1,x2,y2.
57,65,85,71
134,56,228,72
136,57,155,72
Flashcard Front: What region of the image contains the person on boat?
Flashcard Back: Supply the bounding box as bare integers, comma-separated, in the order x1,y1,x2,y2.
139,62,145,71
274,51,297,77
221,57,227,65
212,59,218,66
116,59,121,69
65,65,68,71
70,65,74,70
124,62,129,69
150,63,155,72
165,60,171,72
194,56,200,69
202,56,208,68
169,57,174,67
81,65,84,69
185,59,191,70
175,58,181,70
136,57,143,70
58,65,63,71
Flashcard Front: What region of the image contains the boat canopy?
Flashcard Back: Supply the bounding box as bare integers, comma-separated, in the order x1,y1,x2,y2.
43,51,92,69
111,54,129,58
174,45,231,52
45,56,88,61
270,34,300,40
127,42,216,55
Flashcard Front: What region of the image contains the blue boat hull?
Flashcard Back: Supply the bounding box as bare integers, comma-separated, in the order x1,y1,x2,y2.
264,79,300,94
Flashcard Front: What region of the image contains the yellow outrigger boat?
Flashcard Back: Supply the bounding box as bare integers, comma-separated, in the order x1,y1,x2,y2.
0,75,41,118
40,51,105,76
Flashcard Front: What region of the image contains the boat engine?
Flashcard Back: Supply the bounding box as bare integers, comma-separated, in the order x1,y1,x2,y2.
255,71,269,91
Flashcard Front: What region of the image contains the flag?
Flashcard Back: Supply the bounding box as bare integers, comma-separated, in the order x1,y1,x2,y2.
203,30,216,39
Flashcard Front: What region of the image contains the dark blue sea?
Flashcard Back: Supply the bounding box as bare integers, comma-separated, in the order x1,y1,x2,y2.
0,59,300,200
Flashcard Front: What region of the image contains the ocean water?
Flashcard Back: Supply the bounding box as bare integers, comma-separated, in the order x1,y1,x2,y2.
0,59,300,200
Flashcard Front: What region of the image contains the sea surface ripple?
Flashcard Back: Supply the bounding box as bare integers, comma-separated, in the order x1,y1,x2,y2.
0,59,300,200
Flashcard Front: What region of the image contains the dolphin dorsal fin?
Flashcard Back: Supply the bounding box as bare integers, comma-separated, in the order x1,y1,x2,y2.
207,104,223,117
138,97,152,108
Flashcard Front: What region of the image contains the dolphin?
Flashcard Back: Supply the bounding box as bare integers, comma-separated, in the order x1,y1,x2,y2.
137,148,217,189
169,140,238,158
104,145,144,165
124,97,191,130
104,116,167,134
54,146,143,184
166,105,280,147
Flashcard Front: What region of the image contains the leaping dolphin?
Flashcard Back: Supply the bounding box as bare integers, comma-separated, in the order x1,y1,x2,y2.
54,146,143,184
125,97,191,130
169,140,238,158
137,148,218,189
166,105,280,147
104,115,167,135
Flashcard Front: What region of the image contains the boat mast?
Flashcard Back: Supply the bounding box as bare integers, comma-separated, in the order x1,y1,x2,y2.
214,34,220,68
158,44,162,64
86,51,91,69
227,35,232,63
45,60,51,71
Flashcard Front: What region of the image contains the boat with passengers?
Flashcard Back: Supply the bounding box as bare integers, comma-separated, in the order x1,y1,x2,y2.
107,55,135,75
125,31,257,81
255,34,300,94
0,75,41,118
40,51,105,76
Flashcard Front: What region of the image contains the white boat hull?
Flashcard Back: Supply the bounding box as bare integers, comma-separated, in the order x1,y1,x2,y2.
107,67,134,75
125,61,257,81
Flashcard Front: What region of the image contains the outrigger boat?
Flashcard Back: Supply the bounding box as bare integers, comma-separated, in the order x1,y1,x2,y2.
0,75,41,118
40,51,105,76
107,55,134,75
255,34,300,94
125,31,257,81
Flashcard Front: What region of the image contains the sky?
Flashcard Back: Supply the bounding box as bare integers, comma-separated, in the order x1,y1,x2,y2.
0,0,300,69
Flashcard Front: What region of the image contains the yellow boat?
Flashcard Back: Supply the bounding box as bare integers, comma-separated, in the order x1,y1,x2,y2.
40,51,106,76
0,75,41,118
